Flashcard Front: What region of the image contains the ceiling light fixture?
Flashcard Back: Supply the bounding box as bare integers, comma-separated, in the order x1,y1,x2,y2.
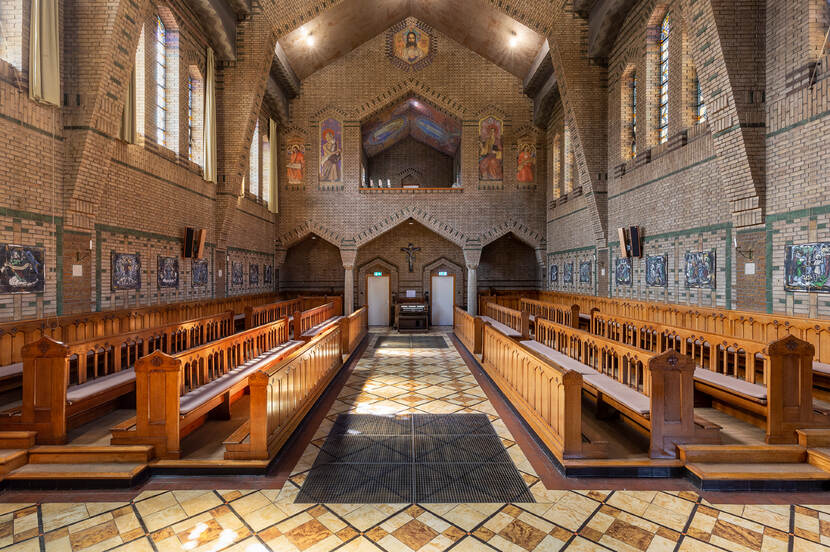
305,33,315,47
508,32,518,48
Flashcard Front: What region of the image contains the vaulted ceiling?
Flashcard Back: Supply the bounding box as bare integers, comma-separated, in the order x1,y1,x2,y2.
277,0,546,80
362,97,462,157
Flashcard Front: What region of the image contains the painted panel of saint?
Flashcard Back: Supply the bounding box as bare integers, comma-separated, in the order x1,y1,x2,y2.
479,117,503,181
685,250,716,289
231,262,243,287
646,255,668,287
157,256,179,288
516,143,536,183
192,259,208,288
319,119,342,183
112,252,141,291
0,245,44,293
286,143,305,185
785,243,830,292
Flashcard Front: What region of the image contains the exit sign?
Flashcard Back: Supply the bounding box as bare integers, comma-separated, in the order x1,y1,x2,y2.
438,271,448,276
373,271,383,276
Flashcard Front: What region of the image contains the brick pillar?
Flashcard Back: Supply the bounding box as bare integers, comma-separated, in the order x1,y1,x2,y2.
341,246,356,315
463,245,482,315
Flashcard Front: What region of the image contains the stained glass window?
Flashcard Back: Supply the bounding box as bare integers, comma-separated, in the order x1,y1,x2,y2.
249,121,260,198
631,72,637,158
262,131,271,204
155,17,167,147
695,76,707,124
658,14,670,144
187,76,194,159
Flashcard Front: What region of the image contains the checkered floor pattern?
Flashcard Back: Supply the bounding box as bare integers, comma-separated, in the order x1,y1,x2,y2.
3,329,830,552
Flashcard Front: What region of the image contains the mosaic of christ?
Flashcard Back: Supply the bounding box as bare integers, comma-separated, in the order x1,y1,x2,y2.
393,27,430,65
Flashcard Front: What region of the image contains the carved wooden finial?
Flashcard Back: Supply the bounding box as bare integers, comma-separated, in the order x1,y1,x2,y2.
151,356,163,367
38,340,51,354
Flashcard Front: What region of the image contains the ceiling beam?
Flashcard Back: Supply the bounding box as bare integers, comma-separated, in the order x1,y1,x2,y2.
586,0,639,60
271,42,301,99
186,0,237,60
523,39,553,96
266,75,290,122
532,72,559,128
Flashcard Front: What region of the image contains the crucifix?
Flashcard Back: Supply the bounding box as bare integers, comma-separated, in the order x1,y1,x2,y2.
401,243,420,272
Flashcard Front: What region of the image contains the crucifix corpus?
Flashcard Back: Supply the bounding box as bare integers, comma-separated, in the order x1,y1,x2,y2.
401,243,421,272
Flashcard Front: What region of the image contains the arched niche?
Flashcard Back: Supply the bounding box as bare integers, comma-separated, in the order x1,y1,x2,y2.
422,257,464,307
357,257,399,308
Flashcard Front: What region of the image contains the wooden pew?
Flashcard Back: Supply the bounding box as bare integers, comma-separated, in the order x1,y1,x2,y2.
520,298,579,328
245,299,302,330
0,292,279,391
479,322,607,461
113,317,301,458
224,324,344,460
0,311,235,444
293,302,343,342
480,302,530,339
341,307,368,354
530,318,720,457
300,295,343,314
542,290,830,371
453,306,483,354
589,311,830,443
478,290,541,315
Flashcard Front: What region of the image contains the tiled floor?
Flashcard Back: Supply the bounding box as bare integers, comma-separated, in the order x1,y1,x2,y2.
3,329,830,551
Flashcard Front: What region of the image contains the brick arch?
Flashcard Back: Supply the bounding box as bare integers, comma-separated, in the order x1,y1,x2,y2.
352,78,469,123
477,220,545,251
422,256,465,307
276,220,345,249
356,257,399,309
351,207,467,249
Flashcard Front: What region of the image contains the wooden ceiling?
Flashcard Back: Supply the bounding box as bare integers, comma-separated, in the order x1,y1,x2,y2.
278,0,545,80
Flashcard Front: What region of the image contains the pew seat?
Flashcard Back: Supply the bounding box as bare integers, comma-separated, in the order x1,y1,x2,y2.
112,336,302,457
179,340,303,416
520,340,650,416
693,369,767,403
481,317,522,338
814,361,830,375
520,338,719,440
0,363,22,380
66,369,136,406
0,363,23,393
300,316,343,339
520,340,595,374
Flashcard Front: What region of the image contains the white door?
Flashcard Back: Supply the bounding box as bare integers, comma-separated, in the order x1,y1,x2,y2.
431,276,454,326
367,276,390,326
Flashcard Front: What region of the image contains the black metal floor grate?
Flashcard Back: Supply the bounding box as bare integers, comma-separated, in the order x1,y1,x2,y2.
296,414,534,503
373,336,448,349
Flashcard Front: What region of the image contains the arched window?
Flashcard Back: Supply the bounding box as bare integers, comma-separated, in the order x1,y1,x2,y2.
187,76,194,158
563,127,573,194
631,72,638,157
551,133,561,199
155,16,167,147
249,121,260,198
658,13,670,143
694,76,707,123
187,67,204,167
262,131,271,204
